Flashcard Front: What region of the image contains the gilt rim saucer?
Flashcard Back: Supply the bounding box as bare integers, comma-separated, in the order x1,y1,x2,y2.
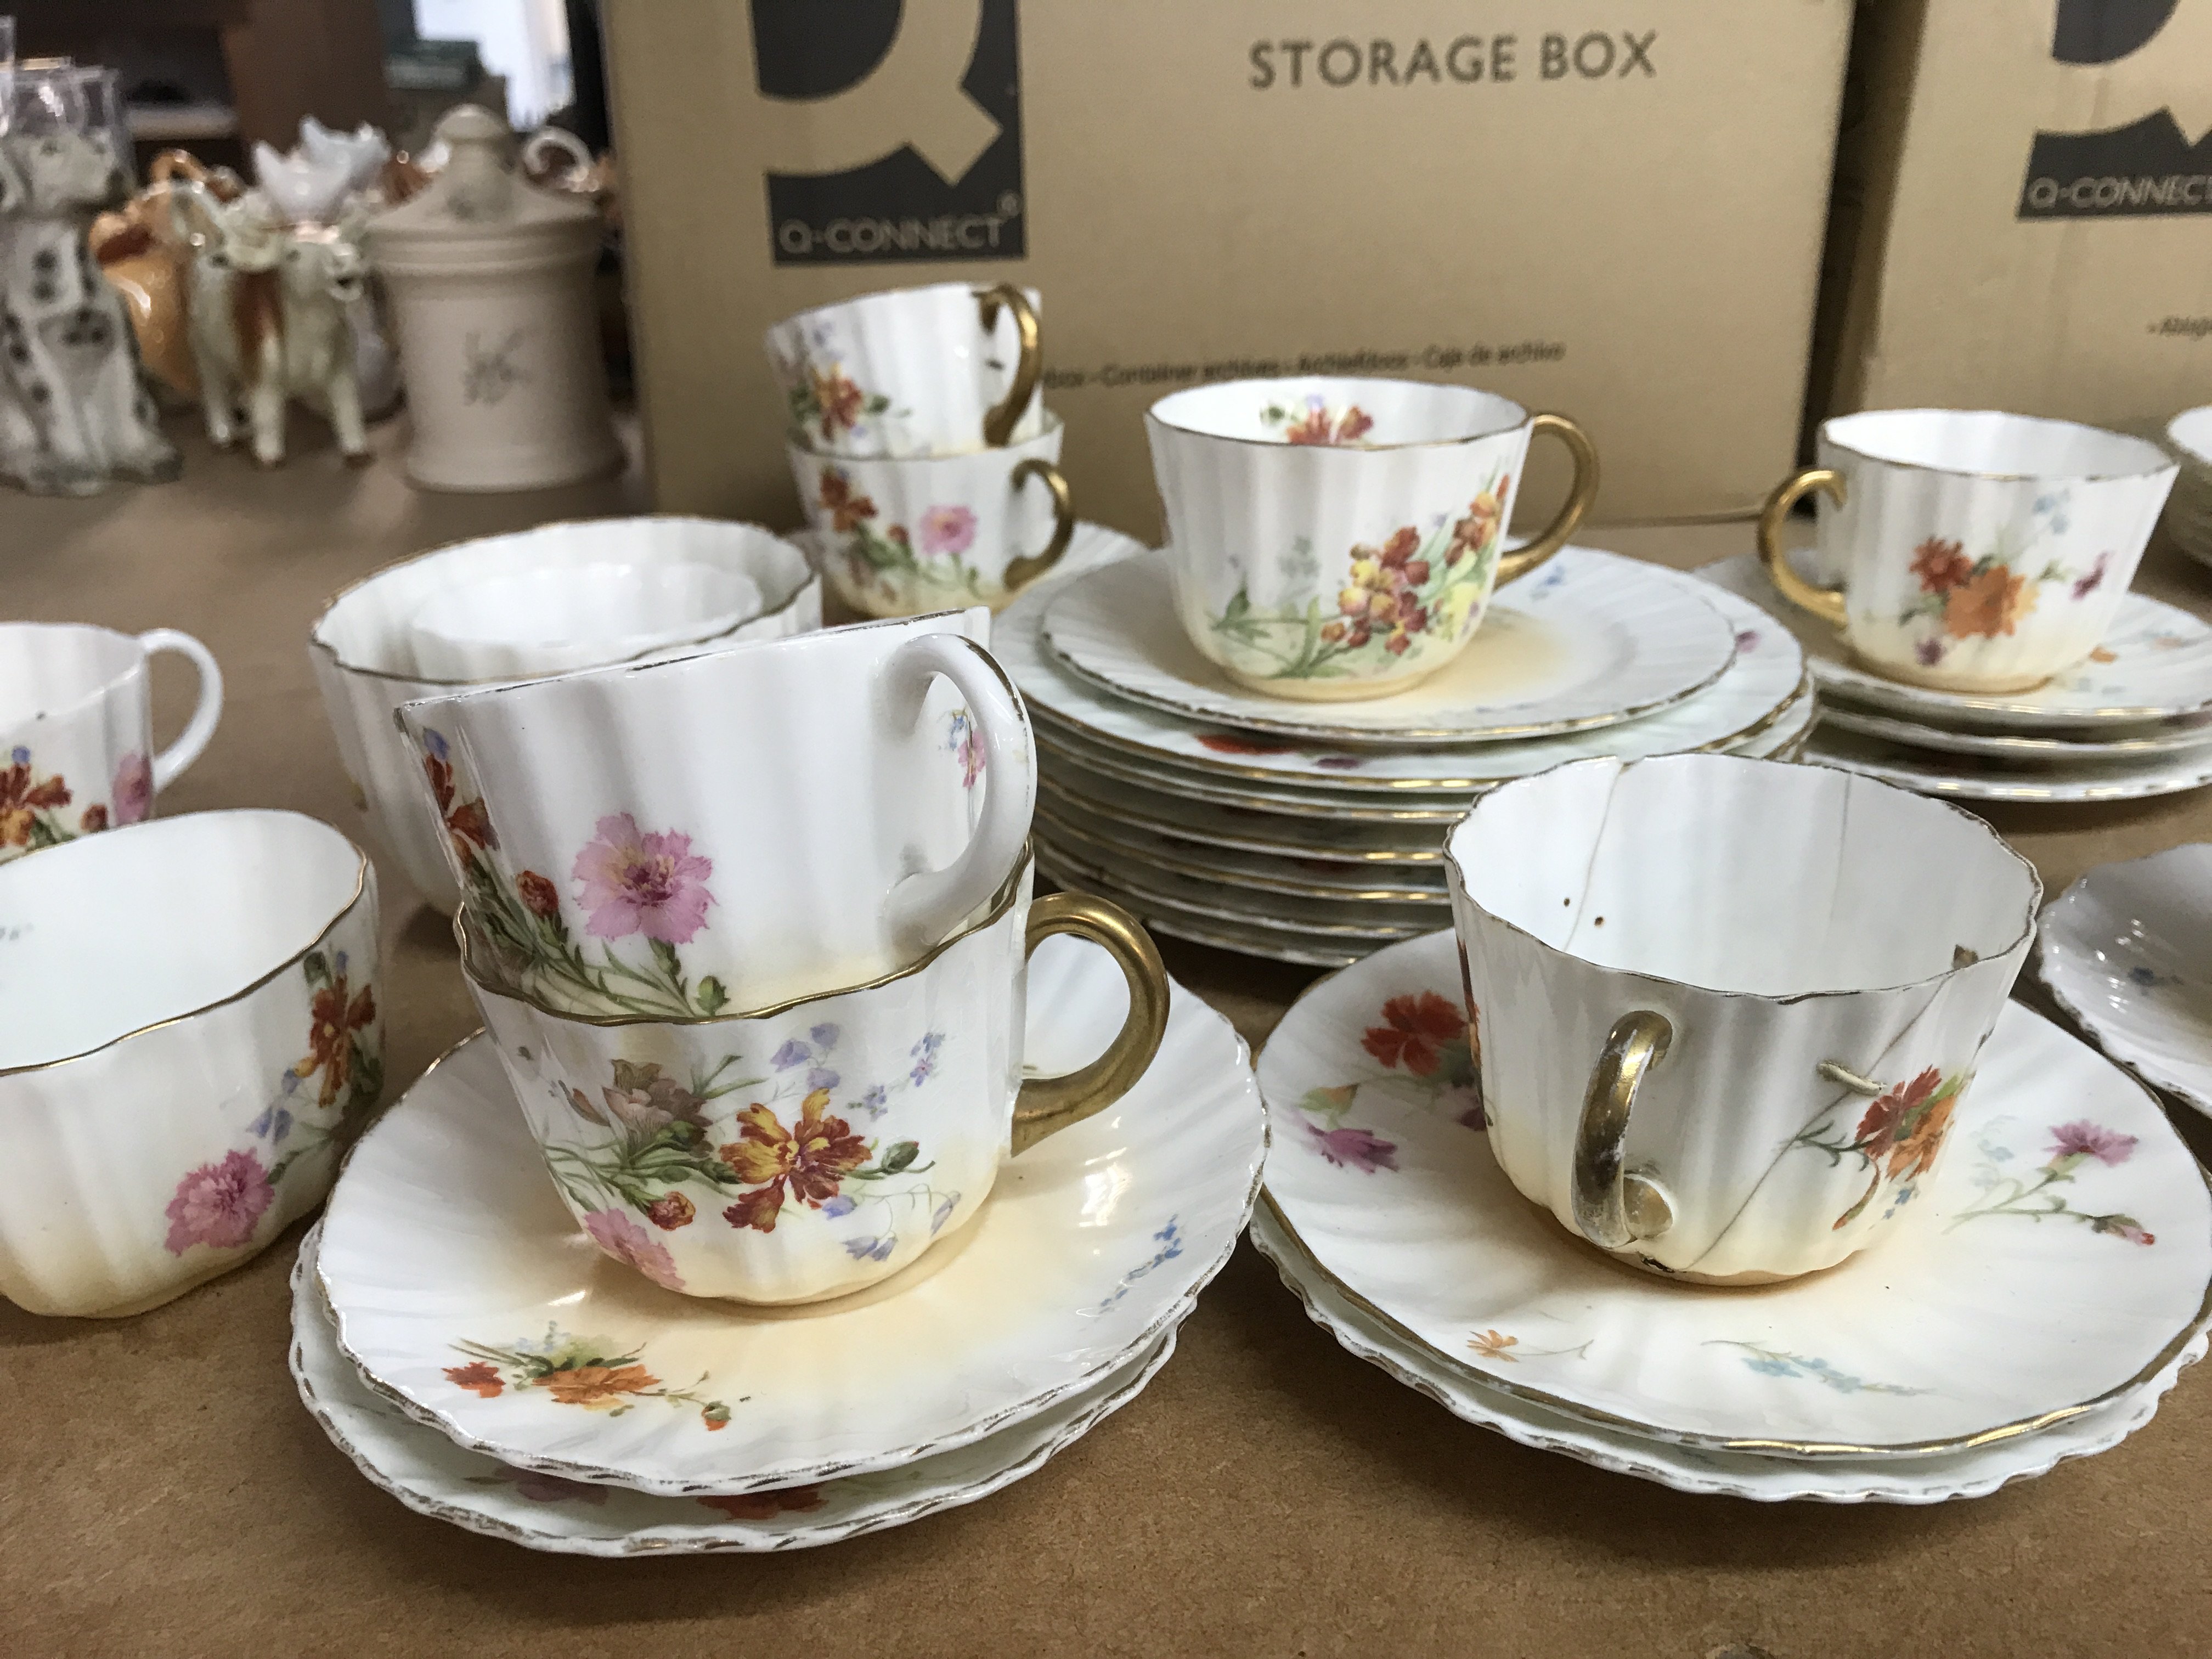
1801,725,2212,803
1004,558,1807,793
316,934,1265,1496
2036,845,2212,1120
291,1224,1177,1555
1251,1203,2207,1503
1699,551,2212,730
1257,930,2212,1458
1041,548,1738,747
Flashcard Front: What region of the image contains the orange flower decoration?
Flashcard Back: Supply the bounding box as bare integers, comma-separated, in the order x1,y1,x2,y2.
0,758,69,848
444,1361,504,1399
1468,1329,1519,1362
1282,404,1375,446
645,1192,696,1230
1943,565,2037,639
536,1363,661,1409
810,368,865,439
719,1091,871,1233
516,870,560,919
79,803,109,833
299,973,377,1108
1361,992,1466,1077
817,469,877,533
1451,482,1509,563
1910,537,1972,594
422,752,498,860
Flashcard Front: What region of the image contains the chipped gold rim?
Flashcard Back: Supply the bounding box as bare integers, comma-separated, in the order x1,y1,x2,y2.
307,516,819,688
0,812,371,1077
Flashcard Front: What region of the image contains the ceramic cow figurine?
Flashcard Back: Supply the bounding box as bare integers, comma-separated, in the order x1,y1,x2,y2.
175,184,372,467
0,126,179,495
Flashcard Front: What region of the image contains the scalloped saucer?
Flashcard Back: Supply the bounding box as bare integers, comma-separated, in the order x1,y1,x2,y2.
1251,1204,2206,1503
2038,845,2212,1120
1258,930,2212,1458
316,934,1263,1496
1699,551,2212,731
1042,548,1737,747
290,1224,1175,1555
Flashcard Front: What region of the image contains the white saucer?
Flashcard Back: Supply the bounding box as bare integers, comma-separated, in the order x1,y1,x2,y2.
2038,845,2212,1119
1251,1203,2206,1503
1037,801,1448,903
291,1224,1176,1555
1259,930,2212,1457
1042,548,1738,747
1035,849,1377,970
1803,724,2212,803
1700,551,2212,731
1005,552,1806,793
316,936,1265,1496
1037,770,1451,867
1820,702,2212,762
1037,839,1441,944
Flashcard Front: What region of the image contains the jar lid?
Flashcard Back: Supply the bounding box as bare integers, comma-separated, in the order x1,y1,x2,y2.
364,104,599,256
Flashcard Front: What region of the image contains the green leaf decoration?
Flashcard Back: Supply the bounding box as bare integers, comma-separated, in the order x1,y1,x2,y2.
302,950,331,986
880,1141,921,1175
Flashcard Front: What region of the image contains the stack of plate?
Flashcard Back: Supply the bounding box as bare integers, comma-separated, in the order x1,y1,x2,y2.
1701,553,2212,804
1011,530,1813,967
2165,408,2212,571
1256,930,2212,1502
290,936,1265,1555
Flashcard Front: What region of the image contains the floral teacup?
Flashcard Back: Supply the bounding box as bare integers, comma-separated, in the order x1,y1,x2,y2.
1447,752,2039,1284
764,282,1043,458
460,857,1170,1304
1146,376,1599,702
0,622,223,865
0,809,380,1316
1758,410,2177,693
397,611,1035,1014
787,412,1074,616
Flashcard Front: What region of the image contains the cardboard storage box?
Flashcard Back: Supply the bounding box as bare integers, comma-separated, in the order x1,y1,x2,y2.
1817,0,2212,438
605,1,1852,534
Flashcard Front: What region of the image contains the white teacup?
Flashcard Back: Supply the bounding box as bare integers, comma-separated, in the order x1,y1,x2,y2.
0,809,381,1317
764,282,1043,458
786,412,1074,616
0,622,223,865
404,561,766,681
1147,376,1598,702
461,859,1169,1305
397,611,1035,1014
1447,753,2039,1285
1759,410,2177,694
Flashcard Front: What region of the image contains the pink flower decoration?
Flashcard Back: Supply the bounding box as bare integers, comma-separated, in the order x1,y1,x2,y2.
111,751,153,825
1304,1121,1398,1174
917,504,977,557
571,813,714,944
2049,1120,2137,1166
163,1149,274,1255
582,1207,686,1291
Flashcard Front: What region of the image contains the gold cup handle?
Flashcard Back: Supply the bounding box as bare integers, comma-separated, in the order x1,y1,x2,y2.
1756,467,1850,628
1010,893,1170,1155
1002,459,1076,596
977,283,1042,449
1494,411,1600,585
1570,1010,1675,1251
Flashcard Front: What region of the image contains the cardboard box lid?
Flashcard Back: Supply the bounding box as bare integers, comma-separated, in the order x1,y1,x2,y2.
607,1,1853,532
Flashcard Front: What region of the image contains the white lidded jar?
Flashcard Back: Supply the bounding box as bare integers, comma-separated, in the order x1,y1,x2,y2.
364,104,620,492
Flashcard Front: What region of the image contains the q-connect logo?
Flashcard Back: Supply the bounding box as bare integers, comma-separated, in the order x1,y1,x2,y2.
2018,0,2212,219
749,0,1025,265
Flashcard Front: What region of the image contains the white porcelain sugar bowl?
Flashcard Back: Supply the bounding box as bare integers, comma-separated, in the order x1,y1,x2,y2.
363,104,620,492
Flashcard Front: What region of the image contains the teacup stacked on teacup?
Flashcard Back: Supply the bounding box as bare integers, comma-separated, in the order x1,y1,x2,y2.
1251,752,2212,1502
1699,409,2212,803
288,610,1267,1551
770,284,1077,618
0,622,399,1322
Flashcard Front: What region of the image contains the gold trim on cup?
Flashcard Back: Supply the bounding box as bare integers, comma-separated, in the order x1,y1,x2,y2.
1493,412,1600,585
1820,409,2179,484
1756,467,1849,629
978,283,1043,449
0,814,371,1078
1008,891,1170,1154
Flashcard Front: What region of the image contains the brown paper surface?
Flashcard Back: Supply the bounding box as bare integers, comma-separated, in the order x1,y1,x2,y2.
4,421,2212,1656
1822,0,2212,432
603,1,1852,531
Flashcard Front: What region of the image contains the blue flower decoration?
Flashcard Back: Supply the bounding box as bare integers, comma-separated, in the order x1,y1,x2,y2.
1746,1357,1797,1378
9,745,27,766
856,1085,888,1119
842,1235,895,1262
930,1194,960,1234
821,1194,855,1218
806,1065,840,1092
421,729,450,760
809,1023,840,1050
770,1039,809,1071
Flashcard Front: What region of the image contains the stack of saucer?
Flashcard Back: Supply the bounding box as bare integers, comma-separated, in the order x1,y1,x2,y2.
1007,543,1812,967
1255,928,2212,1502
292,931,1265,1555
2165,408,2212,572
1701,552,2212,803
